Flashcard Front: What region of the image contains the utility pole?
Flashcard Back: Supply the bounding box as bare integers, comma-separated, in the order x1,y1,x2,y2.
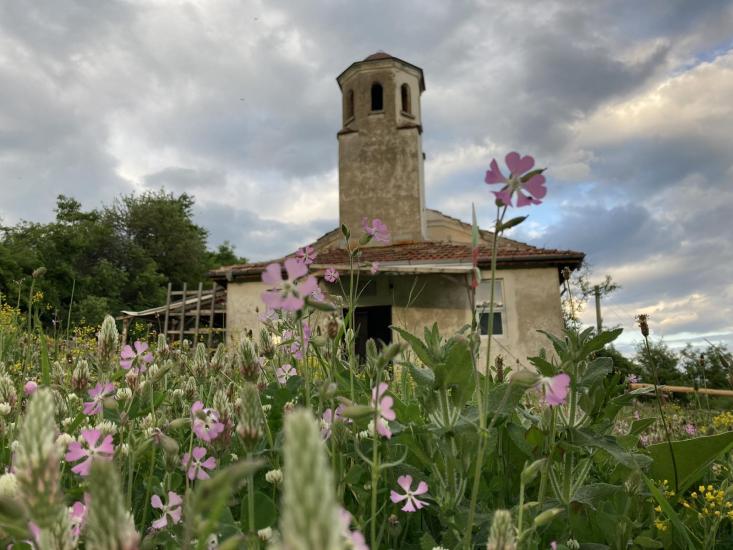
594,285,602,332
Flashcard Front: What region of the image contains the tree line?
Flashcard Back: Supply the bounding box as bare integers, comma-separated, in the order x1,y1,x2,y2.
0,191,246,327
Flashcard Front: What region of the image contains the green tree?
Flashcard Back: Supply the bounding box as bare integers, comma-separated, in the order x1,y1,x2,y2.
634,339,685,386
679,343,732,390
207,241,247,269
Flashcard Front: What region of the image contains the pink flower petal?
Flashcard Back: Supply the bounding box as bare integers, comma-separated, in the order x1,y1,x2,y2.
134,340,148,354
151,495,164,510
261,290,284,309
401,499,416,512
296,276,318,297
168,492,183,507
65,442,87,462
280,295,305,311
152,516,168,530
493,188,514,207
261,263,283,286
168,507,182,524
484,158,507,184
81,429,101,447
201,457,217,470
397,475,413,493
390,490,407,503
284,257,308,280
505,152,534,176
544,373,570,406
192,447,207,461
120,345,135,359
379,396,396,421
120,359,133,370
71,458,93,477
523,173,547,198
413,481,429,495
97,435,115,455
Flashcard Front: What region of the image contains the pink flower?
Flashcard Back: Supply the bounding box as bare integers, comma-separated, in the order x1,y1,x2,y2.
24,380,38,396
276,363,296,385
627,374,639,384
370,262,380,275
639,434,650,447
390,475,429,512
191,401,225,442
182,447,217,480
324,267,339,283
484,151,547,207
151,491,183,530
322,405,350,439
69,498,88,539
65,429,114,476
371,383,396,439
311,286,326,302
362,218,390,243
83,382,115,415
261,258,318,312
538,373,570,407
339,508,369,550
685,423,697,435
120,340,153,371
296,245,317,266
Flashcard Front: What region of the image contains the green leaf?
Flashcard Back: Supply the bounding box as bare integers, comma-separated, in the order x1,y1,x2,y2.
571,483,622,510
407,362,435,387
528,355,555,377
253,491,277,530
571,429,651,469
578,357,612,388
647,431,733,494
393,327,434,367
496,215,527,231
634,536,665,548
439,337,475,405
579,328,623,357
629,418,656,436
643,474,697,550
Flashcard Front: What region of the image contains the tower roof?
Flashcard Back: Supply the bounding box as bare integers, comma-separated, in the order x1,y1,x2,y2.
337,52,425,91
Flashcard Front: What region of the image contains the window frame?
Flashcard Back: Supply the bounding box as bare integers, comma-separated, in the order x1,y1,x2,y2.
475,278,506,337
370,82,384,112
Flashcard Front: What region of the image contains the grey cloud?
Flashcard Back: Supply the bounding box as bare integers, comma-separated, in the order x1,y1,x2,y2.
144,167,227,192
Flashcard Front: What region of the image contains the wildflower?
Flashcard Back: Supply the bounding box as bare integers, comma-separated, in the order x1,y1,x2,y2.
311,286,326,302
261,258,318,312
296,245,317,266
265,468,283,485
626,374,639,384
24,380,38,396
0,473,18,498
321,405,350,440
0,402,11,416
120,340,153,371
116,387,133,402
324,267,339,283
390,475,429,512
151,491,183,530
362,218,390,243
339,508,368,550
191,401,225,442
484,151,547,207
636,314,650,337
65,429,115,476
71,359,90,391
685,423,697,436
276,363,297,385
258,527,273,541
83,382,115,415
487,509,515,550
370,261,380,275
69,499,87,539
181,447,217,480
538,373,570,407
86,460,139,549
97,315,120,364
371,383,396,438
639,434,650,447
236,383,265,449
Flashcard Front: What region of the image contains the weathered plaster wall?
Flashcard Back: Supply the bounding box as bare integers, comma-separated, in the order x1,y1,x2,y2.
225,281,270,344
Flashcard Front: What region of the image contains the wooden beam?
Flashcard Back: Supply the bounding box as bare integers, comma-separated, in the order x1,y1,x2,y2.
163,282,172,341
192,282,203,346
179,282,187,343
630,383,733,398
208,282,217,348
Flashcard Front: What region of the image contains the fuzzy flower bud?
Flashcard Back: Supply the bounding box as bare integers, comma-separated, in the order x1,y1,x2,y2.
487,509,516,550
0,402,11,416
265,469,283,485
280,409,342,550
0,373,18,408
86,460,139,550
183,376,198,400
0,473,18,498
97,315,120,366
636,314,650,337
192,343,209,377
235,337,261,382
236,383,264,450
116,387,133,402
71,360,90,392
258,527,273,541
210,342,227,371
14,389,73,545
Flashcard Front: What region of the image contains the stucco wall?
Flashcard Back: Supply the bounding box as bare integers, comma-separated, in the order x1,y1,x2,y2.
226,266,564,370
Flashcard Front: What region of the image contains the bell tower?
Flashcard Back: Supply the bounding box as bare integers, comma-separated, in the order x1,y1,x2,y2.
336,52,426,243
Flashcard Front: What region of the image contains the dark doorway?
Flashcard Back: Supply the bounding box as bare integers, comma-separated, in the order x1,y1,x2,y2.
351,305,392,359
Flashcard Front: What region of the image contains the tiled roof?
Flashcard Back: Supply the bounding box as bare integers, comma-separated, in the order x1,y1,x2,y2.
209,235,584,282
364,51,394,61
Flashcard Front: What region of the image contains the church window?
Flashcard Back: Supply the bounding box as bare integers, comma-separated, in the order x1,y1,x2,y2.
371,83,383,111
400,83,411,114
476,279,506,336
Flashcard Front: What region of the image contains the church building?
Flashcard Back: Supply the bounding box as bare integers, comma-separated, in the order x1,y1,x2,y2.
209,52,583,365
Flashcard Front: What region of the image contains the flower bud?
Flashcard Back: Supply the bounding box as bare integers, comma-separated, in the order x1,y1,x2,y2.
0,473,18,498
258,328,275,359
266,469,283,485
71,359,90,391
487,509,516,550
235,337,261,383
0,373,18,408
533,507,563,527
236,383,264,450
97,315,119,366
258,527,273,541
86,460,139,550
210,342,227,371
636,314,650,337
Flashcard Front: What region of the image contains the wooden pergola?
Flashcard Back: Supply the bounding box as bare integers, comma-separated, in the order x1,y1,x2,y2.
117,282,227,347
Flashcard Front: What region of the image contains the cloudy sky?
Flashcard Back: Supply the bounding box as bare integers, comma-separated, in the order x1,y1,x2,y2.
1,0,732,353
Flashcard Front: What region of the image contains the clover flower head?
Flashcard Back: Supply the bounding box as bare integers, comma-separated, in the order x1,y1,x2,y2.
191,401,225,442
24,380,38,396
120,340,153,371
65,429,114,476
261,258,318,312
324,267,339,283
83,382,115,415
370,262,380,275
538,373,570,407
151,491,183,530
182,447,217,480
390,475,429,512
685,423,697,435
296,245,317,266
371,383,396,439
276,363,296,385
484,151,547,207
362,218,390,243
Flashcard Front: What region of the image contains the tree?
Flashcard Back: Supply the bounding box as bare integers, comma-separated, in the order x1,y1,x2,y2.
679,343,732,390
634,339,685,386
562,263,619,330
207,241,247,269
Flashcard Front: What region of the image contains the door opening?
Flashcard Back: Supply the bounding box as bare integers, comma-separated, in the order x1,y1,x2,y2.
350,305,392,359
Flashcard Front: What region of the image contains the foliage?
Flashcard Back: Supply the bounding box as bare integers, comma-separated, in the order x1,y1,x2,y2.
0,193,246,327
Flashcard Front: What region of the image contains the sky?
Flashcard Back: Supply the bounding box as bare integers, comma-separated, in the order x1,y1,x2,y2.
1,0,732,354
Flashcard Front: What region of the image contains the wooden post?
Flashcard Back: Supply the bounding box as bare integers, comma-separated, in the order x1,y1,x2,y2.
121,318,129,347
630,383,733,398
193,282,203,346
163,282,172,343
179,282,187,343
208,283,217,348
594,285,602,332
